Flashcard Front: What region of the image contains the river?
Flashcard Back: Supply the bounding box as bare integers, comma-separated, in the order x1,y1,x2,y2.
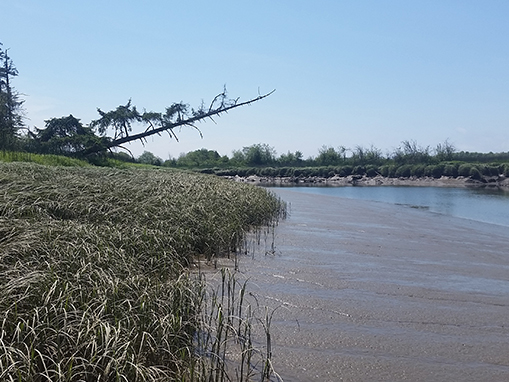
228,187,509,381
271,185,509,227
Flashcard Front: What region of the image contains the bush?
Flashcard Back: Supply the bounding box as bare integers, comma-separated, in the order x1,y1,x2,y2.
260,167,277,176
458,163,472,177
424,164,444,178
443,164,458,177
352,165,366,176
365,165,378,177
395,165,412,178
246,167,257,176
469,167,482,180
482,165,500,176
338,165,352,177
411,164,426,177
277,167,293,177
382,165,398,178
432,164,445,178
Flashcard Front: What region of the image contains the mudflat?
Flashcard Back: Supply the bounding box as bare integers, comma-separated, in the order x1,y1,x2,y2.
237,188,509,381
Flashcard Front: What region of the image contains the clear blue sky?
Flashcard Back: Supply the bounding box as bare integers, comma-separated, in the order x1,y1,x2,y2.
3,0,509,160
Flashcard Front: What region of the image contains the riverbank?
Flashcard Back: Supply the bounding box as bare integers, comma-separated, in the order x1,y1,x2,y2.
229,188,509,381
227,174,509,188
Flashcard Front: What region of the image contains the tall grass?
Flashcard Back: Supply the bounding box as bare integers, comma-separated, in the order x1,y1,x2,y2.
0,162,286,381
0,150,91,167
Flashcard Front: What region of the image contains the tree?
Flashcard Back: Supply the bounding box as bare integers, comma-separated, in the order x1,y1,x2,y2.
175,148,224,167
393,140,432,165
241,143,277,166
31,115,103,155
435,139,456,162
277,150,303,166
80,88,275,156
0,43,25,149
316,145,342,166
137,151,163,166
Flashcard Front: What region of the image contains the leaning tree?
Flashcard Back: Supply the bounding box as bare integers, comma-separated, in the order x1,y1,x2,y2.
76,88,275,156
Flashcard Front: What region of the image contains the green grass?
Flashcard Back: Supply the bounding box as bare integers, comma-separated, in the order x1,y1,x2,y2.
0,162,286,381
0,150,91,167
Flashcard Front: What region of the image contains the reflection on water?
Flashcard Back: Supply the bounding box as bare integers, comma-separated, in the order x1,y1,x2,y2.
275,186,509,227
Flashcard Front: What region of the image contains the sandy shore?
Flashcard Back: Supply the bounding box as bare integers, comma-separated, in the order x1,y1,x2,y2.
218,188,509,381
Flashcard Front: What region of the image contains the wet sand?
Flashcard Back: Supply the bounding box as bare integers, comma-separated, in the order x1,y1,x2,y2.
234,188,509,381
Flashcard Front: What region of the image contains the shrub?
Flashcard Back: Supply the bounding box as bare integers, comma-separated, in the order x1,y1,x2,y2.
365,165,378,177
352,165,366,175
432,164,445,178
411,164,426,177
424,164,444,178
246,167,257,176
395,165,412,178
382,165,398,178
338,165,352,177
483,165,500,176
469,167,482,180
278,167,293,177
260,167,277,176
443,164,458,177
458,163,472,177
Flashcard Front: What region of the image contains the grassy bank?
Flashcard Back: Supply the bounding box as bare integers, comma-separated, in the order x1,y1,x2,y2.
0,162,286,381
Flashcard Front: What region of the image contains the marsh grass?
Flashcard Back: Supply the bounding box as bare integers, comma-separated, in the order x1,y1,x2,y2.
0,151,91,167
0,162,286,381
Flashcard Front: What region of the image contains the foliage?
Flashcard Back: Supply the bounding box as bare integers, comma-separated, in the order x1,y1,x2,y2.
172,148,227,168
315,145,344,166
82,90,274,156
351,145,385,165
0,42,25,150
30,115,105,155
278,150,303,166
231,143,277,167
393,140,432,165
0,162,286,381
469,166,482,180
137,150,163,166
0,150,91,166
435,139,456,162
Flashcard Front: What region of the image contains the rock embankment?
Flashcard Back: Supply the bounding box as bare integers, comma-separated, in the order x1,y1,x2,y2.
227,174,509,188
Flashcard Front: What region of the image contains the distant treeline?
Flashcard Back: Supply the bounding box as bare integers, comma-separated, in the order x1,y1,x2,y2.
134,141,509,180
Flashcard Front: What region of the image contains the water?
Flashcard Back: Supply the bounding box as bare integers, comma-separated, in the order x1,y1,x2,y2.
273,186,509,227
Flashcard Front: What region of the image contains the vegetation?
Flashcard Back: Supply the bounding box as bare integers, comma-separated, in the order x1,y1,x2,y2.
0,43,25,150
1,41,274,159
160,140,509,181
0,161,286,381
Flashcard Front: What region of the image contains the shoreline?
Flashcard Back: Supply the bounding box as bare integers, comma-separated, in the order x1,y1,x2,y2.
226,174,509,188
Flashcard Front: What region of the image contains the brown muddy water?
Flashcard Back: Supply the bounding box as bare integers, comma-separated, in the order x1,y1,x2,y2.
224,188,509,381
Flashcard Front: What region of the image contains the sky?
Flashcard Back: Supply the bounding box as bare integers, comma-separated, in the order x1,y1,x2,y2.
2,0,509,160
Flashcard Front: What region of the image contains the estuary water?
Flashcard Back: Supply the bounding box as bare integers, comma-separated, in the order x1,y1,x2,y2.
238,188,509,381
272,186,509,227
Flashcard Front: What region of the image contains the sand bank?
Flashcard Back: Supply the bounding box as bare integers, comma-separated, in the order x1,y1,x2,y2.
219,188,509,381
